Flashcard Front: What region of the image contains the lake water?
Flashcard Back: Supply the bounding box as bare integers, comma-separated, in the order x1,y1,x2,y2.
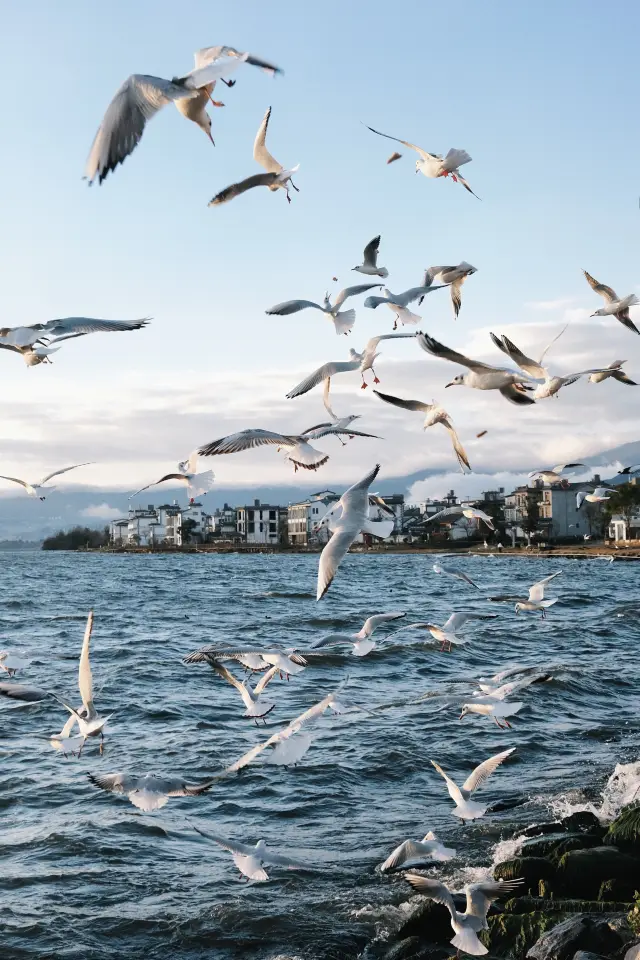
1,551,639,959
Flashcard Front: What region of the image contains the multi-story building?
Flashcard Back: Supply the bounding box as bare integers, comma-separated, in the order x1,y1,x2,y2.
287,491,340,546
237,499,285,544
181,501,212,542
156,504,182,545
213,503,238,538
504,476,611,541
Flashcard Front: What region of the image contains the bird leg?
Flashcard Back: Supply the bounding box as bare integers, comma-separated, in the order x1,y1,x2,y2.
360,374,368,390
77,738,86,758
290,178,300,193
371,367,380,384
99,732,104,755
285,185,292,204
207,94,225,107
393,318,398,330
451,174,458,182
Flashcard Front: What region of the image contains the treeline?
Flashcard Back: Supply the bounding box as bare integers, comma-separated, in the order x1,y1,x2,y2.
42,526,109,550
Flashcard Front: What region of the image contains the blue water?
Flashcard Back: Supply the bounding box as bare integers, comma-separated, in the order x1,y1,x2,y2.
1,551,639,960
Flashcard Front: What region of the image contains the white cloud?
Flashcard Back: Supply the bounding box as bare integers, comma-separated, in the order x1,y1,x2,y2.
79,503,123,520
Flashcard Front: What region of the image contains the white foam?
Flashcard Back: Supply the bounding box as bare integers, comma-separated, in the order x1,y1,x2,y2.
491,833,526,866
549,760,640,823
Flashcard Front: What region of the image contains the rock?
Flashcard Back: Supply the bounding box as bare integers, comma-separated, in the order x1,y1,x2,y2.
485,911,557,958
526,916,623,960
394,899,459,944
495,856,557,894
561,812,604,836
556,847,640,900
571,953,609,959
605,806,640,856
381,936,452,960
521,822,568,839
521,833,603,862
599,879,639,903
503,898,632,916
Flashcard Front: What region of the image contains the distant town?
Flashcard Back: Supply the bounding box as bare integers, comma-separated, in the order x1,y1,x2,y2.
105,472,640,550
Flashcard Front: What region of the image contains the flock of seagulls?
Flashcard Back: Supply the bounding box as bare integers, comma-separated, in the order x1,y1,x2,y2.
1,37,638,960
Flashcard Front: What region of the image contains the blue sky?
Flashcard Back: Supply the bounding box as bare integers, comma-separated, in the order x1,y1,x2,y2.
0,0,638,494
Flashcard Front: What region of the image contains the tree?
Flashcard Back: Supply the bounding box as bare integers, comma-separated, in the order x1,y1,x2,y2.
523,489,542,540
603,483,640,537
42,526,109,550
181,518,198,543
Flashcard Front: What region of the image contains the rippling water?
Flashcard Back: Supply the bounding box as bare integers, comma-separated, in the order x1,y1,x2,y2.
1,551,640,959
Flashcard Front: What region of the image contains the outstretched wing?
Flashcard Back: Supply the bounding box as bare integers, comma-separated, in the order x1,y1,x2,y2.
45,317,150,343
362,235,381,268
465,879,524,920
198,429,298,456
333,283,382,309
189,820,254,856
442,421,471,472
364,125,434,161
528,571,562,602
462,748,516,794
286,361,360,399
430,759,464,805
417,333,492,372
38,462,94,486
583,270,617,303
266,300,324,315
403,875,456,916
490,333,546,379
209,172,279,205
253,106,282,173
129,473,188,498
317,528,357,601
373,390,433,414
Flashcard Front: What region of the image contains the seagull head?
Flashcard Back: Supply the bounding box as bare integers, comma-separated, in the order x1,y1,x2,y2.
459,705,470,720
514,603,523,615
590,309,606,317
445,375,465,388
196,112,215,146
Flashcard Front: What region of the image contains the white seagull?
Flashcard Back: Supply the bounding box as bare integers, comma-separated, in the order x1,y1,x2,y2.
352,236,389,278
425,504,495,529
196,425,379,473
0,318,149,365
488,571,562,619
589,361,637,386
422,263,478,318
374,391,470,472
407,611,498,652
0,462,93,500
189,658,278,722
431,748,516,820
267,283,381,336
433,562,479,589
364,281,446,329
184,647,306,678
316,464,390,600
190,822,314,881
85,47,281,184
210,106,298,206
576,487,612,508
490,331,611,399
87,772,218,811
365,125,479,198
404,875,523,956
528,462,586,484
417,333,537,405
0,652,31,677
459,699,524,729
380,830,456,872
584,270,640,335
130,452,214,503
310,611,406,656
286,333,419,397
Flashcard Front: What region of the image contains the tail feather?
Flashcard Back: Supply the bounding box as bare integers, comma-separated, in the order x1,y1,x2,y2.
450,928,487,956
443,148,472,171
333,309,356,335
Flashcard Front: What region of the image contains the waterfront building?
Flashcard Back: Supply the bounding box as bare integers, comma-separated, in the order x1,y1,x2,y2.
237,499,286,544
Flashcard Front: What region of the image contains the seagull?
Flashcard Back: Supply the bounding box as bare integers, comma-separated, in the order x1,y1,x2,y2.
87,772,218,810
528,463,586,484
310,611,406,656
364,282,446,329
404,875,524,956
188,658,278,722
417,333,537,406
488,571,562,618
286,333,419,397
184,647,306,678
459,699,524,729
615,462,640,476
365,125,479,198
489,331,611,399
431,748,516,820
583,270,640,335
316,464,389,600
0,462,93,500
373,391,470,472
422,263,478,318
196,425,379,473
0,343,61,366
433,562,479,589
409,611,498,652
85,47,281,184
352,236,389,278
380,831,456,872
577,487,612,508
424,504,495,529
189,822,314,881
210,106,299,206
129,452,215,503
0,652,31,677
0,318,149,364
474,675,548,701
589,361,637,386
266,284,382,336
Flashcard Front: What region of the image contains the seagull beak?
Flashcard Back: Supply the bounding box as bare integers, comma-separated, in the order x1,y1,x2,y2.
206,129,216,146
458,712,465,721
589,312,597,317
445,381,454,388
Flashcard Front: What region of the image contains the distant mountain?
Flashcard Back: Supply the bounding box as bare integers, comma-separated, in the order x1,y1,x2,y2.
583,439,640,469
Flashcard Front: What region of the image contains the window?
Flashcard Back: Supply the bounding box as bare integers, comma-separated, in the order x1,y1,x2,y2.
248,510,254,521
269,523,276,533
259,522,263,532
248,522,254,533
269,510,276,520
313,507,318,515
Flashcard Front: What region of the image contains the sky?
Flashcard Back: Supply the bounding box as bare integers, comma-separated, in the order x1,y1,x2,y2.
0,0,638,507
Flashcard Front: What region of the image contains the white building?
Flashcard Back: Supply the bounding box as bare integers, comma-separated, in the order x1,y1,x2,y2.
237,499,285,544
213,503,237,538
287,491,340,545
181,502,213,542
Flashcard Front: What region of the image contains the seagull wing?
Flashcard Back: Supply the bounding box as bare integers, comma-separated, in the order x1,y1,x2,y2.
538,323,570,365
333,284,382,309
364,125,434,161
209,172,280,205
424,506,463,523
612,370,638,385
499,384,536,405
462,748,516,794
0,476,32,491
266,300,324,315
490,334,546,379
583,270,618,303
286,361,360,398
253,665,279,694
430,760,465,806
360,612,406,635
442,612,497,631
192,46,282,77
449,277,467,317
77,611,95,714
403,875,457,917
129,474,188,498
362,235,381,268
0,682,49,702
417,333,492,372
317,528,358,600
87,772,136,795
441,421,471,472
205,659,245,693
37,462,94,486
322,378,337,419
381,839,425,871
198,429,299,456
528,571,562,602
45,317,150,343
465,880,524,920
253,106,282,173
85,75,195,184
373,390,434,414
190,821,255,856
262,848,313,869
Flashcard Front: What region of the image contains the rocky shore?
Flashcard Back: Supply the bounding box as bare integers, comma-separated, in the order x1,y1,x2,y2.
371,803,640,960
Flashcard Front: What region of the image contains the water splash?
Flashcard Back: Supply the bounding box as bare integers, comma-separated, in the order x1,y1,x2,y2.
549,760,640,822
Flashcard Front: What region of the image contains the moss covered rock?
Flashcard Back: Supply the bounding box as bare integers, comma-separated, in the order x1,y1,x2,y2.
521,832,602,862
526,915,623,960
605,805,640,856
481,911,557,958
556,846,640,900
495,856,556,894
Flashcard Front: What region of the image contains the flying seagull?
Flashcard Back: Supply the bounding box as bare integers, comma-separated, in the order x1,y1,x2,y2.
286,333,419,397
364,282,446,329
417,333,538,405
422,263,477,318
489,571,562,618
583,270,640,335
189,821,315,881
352,236,389,278
404,875,523,955
380,830,456,872
310,611,406,656
130,452,214,502
490,330,611,399
209,106,298,206
0,318,150,364
365,125,479,197
189,658,278,722
374,391,471,472
576,487,612,508
87,772,218,811
424,504,495,529
528,462,586,484
431,748,516,820
85,47,281,184
589,361,637,386
0,462,93,500
197,425,379,473
185,647,306,679
266,284,382,336
433,562,479,589
0,652,30,677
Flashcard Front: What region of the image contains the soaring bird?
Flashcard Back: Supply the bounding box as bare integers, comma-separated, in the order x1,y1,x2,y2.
352,236,389,278
189,822,315,881
374,390,471,472
129,452,214,503
422,262,477,318
87,772,218,811
431,748,516,820
364,281,446,329
365,125,479,197
267,284,381,336
0,317,149,365
490,331,611,399
528,463,586,484
0,462,93,500
576,487,612,508
589,360,637,386
489,571,562,619
583,270,639,335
